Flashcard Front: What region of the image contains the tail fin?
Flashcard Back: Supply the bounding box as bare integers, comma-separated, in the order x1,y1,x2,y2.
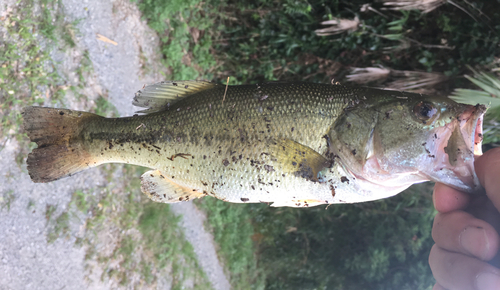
22,106,102,183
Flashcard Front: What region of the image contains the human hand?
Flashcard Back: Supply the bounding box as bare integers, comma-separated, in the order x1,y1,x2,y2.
429,147,500,290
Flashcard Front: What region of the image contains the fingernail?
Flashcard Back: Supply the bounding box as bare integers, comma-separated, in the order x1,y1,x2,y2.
460,227,490,260
476,272,500,290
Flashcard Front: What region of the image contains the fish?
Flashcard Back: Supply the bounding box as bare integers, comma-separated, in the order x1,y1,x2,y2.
22,81,486,207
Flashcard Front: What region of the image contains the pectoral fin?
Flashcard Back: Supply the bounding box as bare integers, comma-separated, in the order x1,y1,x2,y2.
269,138,331,182
140,170,204,203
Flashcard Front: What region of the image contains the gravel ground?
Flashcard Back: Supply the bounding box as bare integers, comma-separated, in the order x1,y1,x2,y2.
0,0,230,289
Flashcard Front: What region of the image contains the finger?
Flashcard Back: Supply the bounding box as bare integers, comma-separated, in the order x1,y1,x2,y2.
433,182,470,213
466,196,500,235
429,244,500,290
475,147,500,210
432,211,500,261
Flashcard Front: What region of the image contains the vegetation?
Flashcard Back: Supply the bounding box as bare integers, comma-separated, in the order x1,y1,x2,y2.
1,0,211,287
135,0,500,289
131,0,218,80
0,190,16,211
138,201,210,289
252,184,436,290
211,1,499,87
0,0,75,144
196,197,265,289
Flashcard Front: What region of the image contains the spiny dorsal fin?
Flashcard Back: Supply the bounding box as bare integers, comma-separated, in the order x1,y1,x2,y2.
140,170,205,203
133,80,217,113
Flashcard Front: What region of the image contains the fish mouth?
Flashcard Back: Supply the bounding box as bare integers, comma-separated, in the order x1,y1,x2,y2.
425,104,487,193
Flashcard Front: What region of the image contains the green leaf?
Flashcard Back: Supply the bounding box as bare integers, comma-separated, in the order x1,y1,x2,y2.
388,25,403,32
465,75,500,97
450,89,500,108
382,34,403,40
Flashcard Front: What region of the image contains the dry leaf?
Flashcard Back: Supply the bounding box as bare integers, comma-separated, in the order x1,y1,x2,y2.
96,33,118,46
382,0,447,13
315,17,360,36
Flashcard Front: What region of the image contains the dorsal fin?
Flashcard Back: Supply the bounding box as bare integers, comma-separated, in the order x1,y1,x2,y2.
132,80,217,113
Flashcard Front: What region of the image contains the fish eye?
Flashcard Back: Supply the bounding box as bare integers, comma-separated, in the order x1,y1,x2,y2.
413,101,438,123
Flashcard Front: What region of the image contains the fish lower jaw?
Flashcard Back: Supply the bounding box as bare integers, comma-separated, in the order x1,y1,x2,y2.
350,178,414,201
341,167,416,201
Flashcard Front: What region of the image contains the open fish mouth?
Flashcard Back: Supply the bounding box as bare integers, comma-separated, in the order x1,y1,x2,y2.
425,104,487,193
462,104,485,157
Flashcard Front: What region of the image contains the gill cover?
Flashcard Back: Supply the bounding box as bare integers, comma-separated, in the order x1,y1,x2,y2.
329,106,381,173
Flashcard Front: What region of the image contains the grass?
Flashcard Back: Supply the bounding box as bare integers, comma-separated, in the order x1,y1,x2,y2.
138,201,211,290
249,183,437,290
0,0,74,143
93,95,120,118
0,190,16,211
75,50,93,89
45,204,57,222
70,189,89,213
45,203,71,243
65,165,211,288
47,211,70,243
132,0,218,80
195,198,265,290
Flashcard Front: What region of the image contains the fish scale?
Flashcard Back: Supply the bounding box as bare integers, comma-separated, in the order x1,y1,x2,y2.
23,81,486,207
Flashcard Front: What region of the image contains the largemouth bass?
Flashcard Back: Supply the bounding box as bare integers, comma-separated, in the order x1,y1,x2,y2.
23,81,486,207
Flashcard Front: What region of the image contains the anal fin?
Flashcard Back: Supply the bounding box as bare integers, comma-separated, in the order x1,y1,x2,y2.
140,170,204,203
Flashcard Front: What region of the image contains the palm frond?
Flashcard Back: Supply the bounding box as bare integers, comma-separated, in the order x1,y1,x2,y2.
450,68,500,109
450,89,500,107
464,74,500,97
